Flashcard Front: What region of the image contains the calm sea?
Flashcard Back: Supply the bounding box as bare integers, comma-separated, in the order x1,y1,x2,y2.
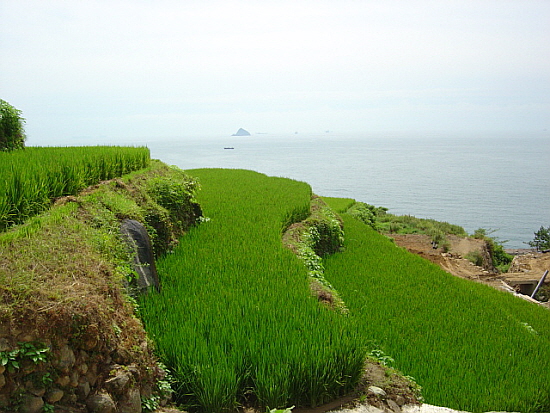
146,132,550,249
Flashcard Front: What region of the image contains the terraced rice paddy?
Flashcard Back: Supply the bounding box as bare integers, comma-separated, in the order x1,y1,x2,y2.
321,201,550,413
140,169,365,412
141,169,550,413
0,146,150,230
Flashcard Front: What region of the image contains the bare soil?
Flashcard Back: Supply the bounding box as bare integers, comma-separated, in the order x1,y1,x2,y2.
389,234,550,306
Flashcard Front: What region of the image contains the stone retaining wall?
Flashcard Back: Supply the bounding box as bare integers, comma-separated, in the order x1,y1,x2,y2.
0,322,165,413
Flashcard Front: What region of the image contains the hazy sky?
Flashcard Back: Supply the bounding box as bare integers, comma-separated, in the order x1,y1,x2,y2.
1,0,549,144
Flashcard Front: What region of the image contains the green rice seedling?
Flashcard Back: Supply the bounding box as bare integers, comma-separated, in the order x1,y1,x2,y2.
320,197,355,214
323,213,550,413
0,146,149,230
140,169,365,412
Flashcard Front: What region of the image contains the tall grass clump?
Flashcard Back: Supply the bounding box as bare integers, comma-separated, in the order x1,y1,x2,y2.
140,169,365,412
0,146,150,230
323,213,550,413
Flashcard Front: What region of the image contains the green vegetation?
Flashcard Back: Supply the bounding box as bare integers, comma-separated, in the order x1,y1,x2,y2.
0,99,26,151
0,159,199,315
319,197,356,214
0,342,49,373
0,146,150,231
0,159,200,412
375,208,467,242
326,199,514,271
324,199,467,251
321,211,550,412
473,228,513,272
140,169,365,412
528,225,550,251
3,147,547,413
282,196,347,311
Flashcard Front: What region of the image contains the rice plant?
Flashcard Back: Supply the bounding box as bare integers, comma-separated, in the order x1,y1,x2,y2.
0,146,150,230
322,213,550,413
140,169,365,412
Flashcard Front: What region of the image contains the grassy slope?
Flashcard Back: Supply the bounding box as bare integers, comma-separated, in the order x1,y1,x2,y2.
322,211,550,412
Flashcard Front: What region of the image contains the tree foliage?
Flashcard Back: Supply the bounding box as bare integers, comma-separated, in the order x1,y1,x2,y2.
0,100,26,151
528,226,550,251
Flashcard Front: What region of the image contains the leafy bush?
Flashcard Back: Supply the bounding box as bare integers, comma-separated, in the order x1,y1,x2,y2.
465,250,484,267
346,202,379,229
146,170,202,230
0,99,26,151
473,228,512,272
527,226,550,251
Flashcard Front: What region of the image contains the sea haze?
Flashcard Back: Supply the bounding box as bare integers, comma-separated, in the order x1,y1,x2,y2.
147,132,550,249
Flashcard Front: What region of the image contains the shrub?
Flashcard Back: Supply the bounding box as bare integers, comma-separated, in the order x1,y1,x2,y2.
0,100,26,151
528,226,550,251
146,170,202,231
465,250,484,267
473,228,512,272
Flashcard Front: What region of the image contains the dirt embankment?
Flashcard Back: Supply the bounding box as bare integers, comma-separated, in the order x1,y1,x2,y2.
389,234,550,305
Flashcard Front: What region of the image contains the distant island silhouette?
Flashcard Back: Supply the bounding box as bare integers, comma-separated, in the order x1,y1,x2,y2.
232,128,251,136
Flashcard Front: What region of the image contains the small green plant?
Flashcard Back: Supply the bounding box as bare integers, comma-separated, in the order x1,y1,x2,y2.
368,348,395,367
0,348,20,372
43,403,55,413
16,342,50,364
142,362,174,412
141,394,161,413
112,322,122,337
404,375,423,402
0,342,50,373
41,372,53,386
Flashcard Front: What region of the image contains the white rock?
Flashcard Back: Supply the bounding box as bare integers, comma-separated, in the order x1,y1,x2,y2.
367,385,387,398
402,404,519,413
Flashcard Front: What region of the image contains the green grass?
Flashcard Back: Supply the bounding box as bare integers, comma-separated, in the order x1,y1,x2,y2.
140,169,365,412
320,197,355,213
0,146,150,230
323,213,550,412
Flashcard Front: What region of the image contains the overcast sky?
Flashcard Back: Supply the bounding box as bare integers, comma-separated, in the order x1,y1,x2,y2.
1,0,549,144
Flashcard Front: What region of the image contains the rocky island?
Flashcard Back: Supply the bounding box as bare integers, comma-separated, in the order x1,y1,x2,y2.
232,128,251,136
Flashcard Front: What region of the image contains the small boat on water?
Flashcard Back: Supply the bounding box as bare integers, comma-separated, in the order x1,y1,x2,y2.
224,147,234,150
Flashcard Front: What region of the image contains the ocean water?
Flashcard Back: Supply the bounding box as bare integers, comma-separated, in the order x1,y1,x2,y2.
146,132,550,249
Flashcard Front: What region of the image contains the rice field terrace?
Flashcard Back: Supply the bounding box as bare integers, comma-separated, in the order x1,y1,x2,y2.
0,146,150,230
140,169,550,413
322,198,550,413
139,169,366,412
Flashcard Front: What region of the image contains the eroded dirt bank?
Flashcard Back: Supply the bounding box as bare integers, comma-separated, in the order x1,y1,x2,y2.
389,234,550,306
